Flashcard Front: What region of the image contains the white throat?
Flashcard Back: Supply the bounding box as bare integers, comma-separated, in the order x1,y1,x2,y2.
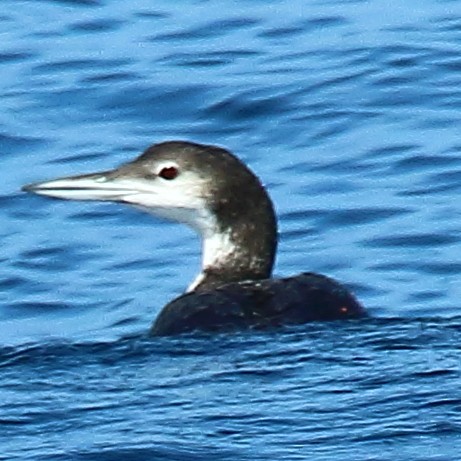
133,192,238,293
187,227,237,292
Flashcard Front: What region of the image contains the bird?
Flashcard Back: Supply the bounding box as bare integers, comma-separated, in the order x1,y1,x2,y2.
22,141,367,335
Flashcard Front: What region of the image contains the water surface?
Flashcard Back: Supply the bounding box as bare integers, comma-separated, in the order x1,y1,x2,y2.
1,0,461,459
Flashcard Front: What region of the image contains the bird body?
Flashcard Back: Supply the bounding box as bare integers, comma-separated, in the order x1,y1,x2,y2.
23,141,367,335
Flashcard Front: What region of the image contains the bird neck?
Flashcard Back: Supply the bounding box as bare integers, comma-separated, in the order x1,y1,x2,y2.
188,191,277,292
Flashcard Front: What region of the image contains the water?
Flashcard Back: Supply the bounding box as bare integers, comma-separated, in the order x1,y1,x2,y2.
2,0,461,459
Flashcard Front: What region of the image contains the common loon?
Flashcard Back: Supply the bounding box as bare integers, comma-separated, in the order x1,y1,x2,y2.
23,141,367,335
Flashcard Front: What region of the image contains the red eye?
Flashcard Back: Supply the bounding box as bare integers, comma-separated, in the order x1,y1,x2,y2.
158,166,179,180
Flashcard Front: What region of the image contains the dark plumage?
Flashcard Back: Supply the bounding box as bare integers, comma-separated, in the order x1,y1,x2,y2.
22,141,368,336
152,273,366,335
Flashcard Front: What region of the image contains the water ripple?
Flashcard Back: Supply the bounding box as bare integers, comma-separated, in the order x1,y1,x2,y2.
3,1,461,459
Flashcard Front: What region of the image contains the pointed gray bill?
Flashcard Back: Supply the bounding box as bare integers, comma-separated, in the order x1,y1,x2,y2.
22,172,143,202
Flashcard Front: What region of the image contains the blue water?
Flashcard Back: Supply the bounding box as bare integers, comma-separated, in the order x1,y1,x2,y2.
2,0,461,459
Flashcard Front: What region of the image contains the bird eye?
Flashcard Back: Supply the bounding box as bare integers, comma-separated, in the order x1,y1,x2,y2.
158,166,179,180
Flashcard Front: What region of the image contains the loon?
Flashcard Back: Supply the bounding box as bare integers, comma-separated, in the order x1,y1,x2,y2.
22,141,367,335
